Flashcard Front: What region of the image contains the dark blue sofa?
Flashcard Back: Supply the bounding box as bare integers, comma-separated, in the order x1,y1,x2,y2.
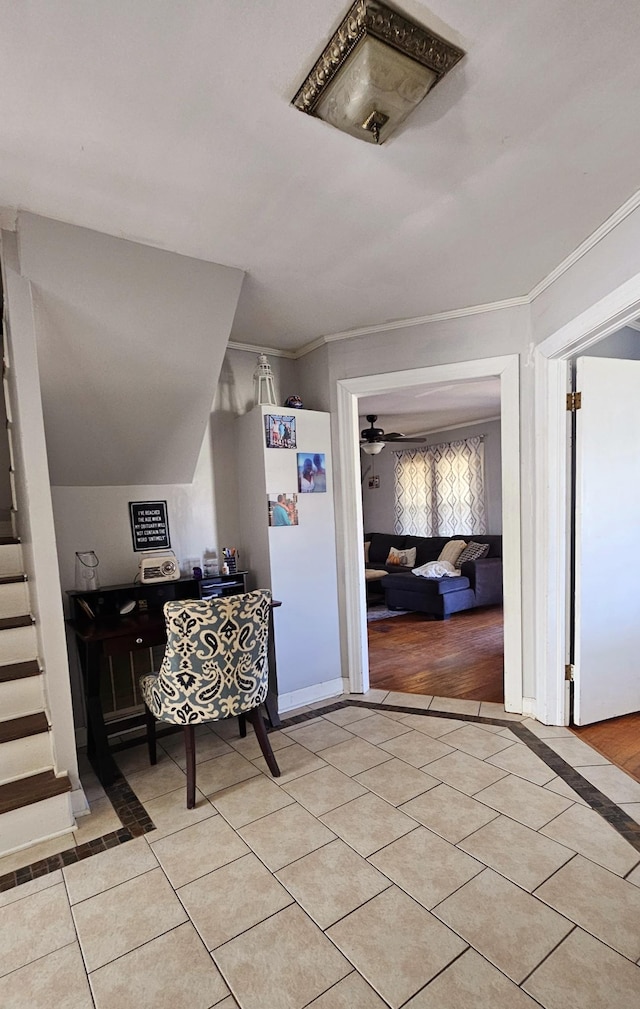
366,532,503,620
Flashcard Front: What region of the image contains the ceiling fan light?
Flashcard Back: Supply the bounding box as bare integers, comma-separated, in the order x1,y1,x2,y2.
362,441,385,455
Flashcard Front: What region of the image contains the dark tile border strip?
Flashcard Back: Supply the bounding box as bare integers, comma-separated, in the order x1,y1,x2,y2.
0,773,154,894
3,698,640,894
309,700,640,853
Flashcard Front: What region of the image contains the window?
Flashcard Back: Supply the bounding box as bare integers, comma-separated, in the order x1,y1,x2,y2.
393,436,486,537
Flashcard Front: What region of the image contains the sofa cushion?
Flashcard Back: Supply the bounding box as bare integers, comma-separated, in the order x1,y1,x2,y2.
456,541,490,564
381,572,471,596
368,533,405,565
404,536,449,566
438,540,467,566
462,534,501,558
386,546,417,568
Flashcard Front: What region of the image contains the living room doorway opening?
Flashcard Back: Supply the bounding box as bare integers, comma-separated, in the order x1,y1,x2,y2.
359,380,504,706
336,355,523,715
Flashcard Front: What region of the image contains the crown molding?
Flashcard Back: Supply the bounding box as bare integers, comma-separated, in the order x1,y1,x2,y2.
230,185,640,361
391,413,502,438
626,320,640,332
294,297,530,358
227,340,296,359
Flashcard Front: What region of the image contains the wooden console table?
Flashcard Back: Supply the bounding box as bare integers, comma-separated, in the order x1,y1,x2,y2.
67,575,281,785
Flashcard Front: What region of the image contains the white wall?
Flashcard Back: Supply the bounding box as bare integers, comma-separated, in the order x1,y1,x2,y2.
18,212,244,486
0,391,11,516
211,348,298,557
571,325,640,361
531,204,640,345
300,304,535,698
293,343,331,413
53,346,299,729
362,419,502,536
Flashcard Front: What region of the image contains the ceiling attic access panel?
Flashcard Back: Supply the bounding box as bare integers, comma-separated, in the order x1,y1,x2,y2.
17,213,244,487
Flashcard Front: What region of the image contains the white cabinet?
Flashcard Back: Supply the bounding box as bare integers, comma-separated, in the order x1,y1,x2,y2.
235,406,342,705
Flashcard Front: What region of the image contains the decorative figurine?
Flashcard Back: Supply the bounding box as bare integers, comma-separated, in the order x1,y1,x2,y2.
253,354,277,406
284,394,303,409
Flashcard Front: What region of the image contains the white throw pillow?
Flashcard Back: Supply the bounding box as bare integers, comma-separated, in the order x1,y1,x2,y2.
364,541,371,564
438,540,467,566
386,546,417,568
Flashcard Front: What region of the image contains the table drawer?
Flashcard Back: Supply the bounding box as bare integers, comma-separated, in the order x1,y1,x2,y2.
102,629,166,656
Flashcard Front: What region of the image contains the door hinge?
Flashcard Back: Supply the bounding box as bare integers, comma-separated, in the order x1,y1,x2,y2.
565,663,574,682
566,391,582,411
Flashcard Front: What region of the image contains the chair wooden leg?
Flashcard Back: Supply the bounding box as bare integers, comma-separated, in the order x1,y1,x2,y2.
247,707,280,777
144,704,157,766
238,713,247,738
184,725,196,808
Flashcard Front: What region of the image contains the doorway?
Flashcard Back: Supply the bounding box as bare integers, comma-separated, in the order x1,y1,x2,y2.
336,354,523,713
535,279,640,727
538,325,640,776
359,382,504,703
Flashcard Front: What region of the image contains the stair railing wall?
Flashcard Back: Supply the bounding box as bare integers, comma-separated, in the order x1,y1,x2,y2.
1,229,81,804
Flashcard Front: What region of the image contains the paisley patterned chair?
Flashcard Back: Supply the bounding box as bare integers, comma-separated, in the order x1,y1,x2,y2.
140,589,280,808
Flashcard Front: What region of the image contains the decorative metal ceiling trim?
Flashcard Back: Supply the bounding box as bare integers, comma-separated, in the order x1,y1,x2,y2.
292,0,464,116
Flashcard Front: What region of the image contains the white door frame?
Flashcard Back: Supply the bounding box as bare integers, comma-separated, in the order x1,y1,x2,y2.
534,272,640,724
337,354,523,712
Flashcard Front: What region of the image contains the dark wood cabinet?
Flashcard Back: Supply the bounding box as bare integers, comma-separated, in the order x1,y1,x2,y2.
67,572,281,786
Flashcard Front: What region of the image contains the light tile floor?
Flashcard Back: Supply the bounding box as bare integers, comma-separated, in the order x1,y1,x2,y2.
2,692,640,1008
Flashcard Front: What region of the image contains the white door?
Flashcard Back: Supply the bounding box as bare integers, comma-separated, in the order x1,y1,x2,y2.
573,356,640,724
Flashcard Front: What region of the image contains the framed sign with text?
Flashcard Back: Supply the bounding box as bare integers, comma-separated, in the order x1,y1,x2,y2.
129,500,171,552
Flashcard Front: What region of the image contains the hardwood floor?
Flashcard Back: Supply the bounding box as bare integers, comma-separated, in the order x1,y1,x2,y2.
368,606,504,703
572,712,640,784
367,606,640,783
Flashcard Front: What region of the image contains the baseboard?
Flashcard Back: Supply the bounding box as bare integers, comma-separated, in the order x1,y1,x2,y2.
521,696,536,717
71,785,90,817
278,677,347,713
0,794,75,859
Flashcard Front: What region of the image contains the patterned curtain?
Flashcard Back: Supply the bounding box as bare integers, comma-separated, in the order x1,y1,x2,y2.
393,437,487,537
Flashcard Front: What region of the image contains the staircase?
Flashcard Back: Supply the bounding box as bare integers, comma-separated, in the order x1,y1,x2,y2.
0,366,73,859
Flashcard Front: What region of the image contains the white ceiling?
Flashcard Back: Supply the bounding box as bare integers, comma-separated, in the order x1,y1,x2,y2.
2,1,640,352
359,376,501,434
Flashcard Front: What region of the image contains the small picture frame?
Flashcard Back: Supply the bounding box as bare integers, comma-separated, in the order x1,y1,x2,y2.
265,414,296,449
268,493,299,526
297,452,327,493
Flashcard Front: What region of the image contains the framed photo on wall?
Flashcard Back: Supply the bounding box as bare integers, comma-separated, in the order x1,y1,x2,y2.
268,493,299,526
265,414,296,449
297,453,327,493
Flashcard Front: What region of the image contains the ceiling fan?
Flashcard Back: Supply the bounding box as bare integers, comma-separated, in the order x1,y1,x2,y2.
360,415,427,454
